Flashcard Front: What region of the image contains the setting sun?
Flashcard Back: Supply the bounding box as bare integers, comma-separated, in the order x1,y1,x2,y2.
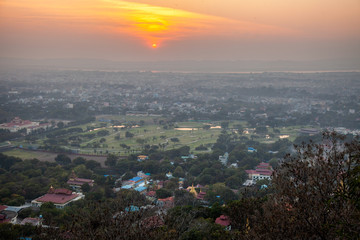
0,0,358,61
106,0,220,48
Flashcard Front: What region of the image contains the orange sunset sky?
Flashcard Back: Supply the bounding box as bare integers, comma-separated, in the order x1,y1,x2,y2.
0,0,359,62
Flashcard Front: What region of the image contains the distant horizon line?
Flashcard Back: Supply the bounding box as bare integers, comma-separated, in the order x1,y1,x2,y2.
1,57,359,73
2,57,359,62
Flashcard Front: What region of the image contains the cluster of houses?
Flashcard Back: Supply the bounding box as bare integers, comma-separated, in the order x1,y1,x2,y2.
0,205,17,224
111,165,212,210
0,156,273,232
0,171,94,226
116,171,151,194
0,204,43,227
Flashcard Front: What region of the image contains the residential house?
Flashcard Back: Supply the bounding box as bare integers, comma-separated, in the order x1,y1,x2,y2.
21,217,42,226
157,197,174,209
248,147,257,153
137,155,149,162
0,206,17,224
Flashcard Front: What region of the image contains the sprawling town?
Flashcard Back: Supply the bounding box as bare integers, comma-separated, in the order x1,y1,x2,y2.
0,69,359,239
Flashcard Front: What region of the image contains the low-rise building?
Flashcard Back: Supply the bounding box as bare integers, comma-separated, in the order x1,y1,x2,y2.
0,117,38,133
137,155,149,162
134,186,147,194
245,162,273,183
67,171,94,191
215,215,231,230
196,191,206,200
21,217,42,226
157,197,174,209
31,187,84,209
0,206,17,224
247,147,257,153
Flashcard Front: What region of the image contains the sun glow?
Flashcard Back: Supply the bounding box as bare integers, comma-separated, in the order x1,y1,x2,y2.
0,0,302,52
104,0,218,47
102,0,299,47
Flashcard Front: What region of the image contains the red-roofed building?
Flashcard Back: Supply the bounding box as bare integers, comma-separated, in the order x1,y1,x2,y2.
245,162,273,182
215,215,231,230
157,196,174,209
145,191,157,203
137,155,149,162
196,191,207,200
67,171,94,191
31,187,84,209
0,117,39,133
146,191,156,197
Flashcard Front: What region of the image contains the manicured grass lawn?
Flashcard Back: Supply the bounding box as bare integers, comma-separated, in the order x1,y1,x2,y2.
10,115,317,157
79,122,222,154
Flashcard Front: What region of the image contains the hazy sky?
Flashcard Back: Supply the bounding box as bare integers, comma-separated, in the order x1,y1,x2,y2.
0,0,359,62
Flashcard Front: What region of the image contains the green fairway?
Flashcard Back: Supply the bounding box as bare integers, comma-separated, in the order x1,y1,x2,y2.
77,121,222,154
9,115,315,157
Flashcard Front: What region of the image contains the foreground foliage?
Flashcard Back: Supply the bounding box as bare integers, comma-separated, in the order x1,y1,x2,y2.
2,132,359,239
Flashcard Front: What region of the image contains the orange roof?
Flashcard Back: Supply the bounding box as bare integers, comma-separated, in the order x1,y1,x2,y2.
158,196,174,202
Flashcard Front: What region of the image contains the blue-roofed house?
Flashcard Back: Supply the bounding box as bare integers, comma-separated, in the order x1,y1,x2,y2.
248,147,257,153
122,176,144,188
125,205,140,212
134,186,147,193
134,180,145,187
129,176,143,183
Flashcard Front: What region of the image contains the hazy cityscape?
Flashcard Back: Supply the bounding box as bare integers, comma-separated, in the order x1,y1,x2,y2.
0,0,359,239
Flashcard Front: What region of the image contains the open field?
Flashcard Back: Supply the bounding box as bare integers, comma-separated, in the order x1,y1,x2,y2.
3,148,107,167
78,122,223,155
6,115,318,159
